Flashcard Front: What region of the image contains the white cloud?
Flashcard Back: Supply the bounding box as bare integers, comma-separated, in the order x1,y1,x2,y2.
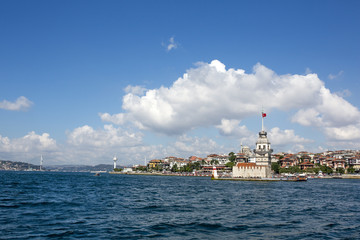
0,132,58,164
334,89,351,98
216,119,252,137
168,134,224,157
117,60,360,144
39,124,145,165
99,113,127,125
328,70,344,80
0,96,33,111
163,37,178,52
292,87,360,140
118,60,328,133
305,67,312,74
291,108,323,127
67,124,142,147
124,85,147,95
0,132,57,153
326,140,360,150
324,124,360,141
2,61,359,165
63,125,226,165
269,127,313,146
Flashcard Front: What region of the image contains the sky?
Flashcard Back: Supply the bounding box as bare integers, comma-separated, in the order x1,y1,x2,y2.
1,0,360,166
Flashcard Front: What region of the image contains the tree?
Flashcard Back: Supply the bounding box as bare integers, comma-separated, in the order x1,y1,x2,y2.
326,167,333,174
279,166,302,174
320,165,333,174
134,166,147,171
336,168,345,174
311,168,320,174
154,165,163,172
279,167,290,174
228,152,236,163
271,162,280,174
210,159,219,165
193,161,201,170
182,163,194,172
347,166,355,174
226,162,235,168
171,164,178,172
291,166,302,173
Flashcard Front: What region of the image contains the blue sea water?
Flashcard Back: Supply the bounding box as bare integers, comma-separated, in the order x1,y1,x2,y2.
0,171,359,239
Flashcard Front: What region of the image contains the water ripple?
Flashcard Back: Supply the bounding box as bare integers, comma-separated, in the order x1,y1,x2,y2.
0,172,359,239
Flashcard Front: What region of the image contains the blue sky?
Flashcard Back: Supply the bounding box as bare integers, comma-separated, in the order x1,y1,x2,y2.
1,0,359,165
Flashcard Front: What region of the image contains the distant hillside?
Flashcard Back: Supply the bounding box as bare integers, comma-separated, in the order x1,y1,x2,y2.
0,160,114,172
0,160,40,171
45,164,114,172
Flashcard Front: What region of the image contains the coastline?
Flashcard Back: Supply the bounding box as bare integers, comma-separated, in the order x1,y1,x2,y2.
109,171,211,177
109,171,360,180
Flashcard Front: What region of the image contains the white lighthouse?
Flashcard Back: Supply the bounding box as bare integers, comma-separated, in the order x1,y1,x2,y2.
212,166,218,179
40,155,43,171
113,156,118,170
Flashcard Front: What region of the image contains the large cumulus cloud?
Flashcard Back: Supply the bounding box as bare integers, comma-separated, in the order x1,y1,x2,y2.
103,60,360,144
291,87,360,140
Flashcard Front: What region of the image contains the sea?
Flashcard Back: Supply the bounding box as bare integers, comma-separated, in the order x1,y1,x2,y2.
0,171,359,239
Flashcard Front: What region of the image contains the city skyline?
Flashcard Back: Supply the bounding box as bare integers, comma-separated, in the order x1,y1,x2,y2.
1,0,360,165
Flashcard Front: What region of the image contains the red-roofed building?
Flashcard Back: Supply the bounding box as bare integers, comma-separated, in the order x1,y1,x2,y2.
299,161,314,170
280,154,297,168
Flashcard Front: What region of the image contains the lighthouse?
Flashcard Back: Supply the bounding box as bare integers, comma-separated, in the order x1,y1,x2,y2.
212,166,218,179
40,155,43,171
113,156,118,170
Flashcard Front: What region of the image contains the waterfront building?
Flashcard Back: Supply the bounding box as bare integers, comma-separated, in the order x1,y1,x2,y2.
235,153,248,163
206,154,229,165
148,159,163,169
233,111,273,178
299,161,314,170
349,155,360,170
167,157,188,169
280,154,297,168
189,156,203,163
123,167,133,173
332,158,346,169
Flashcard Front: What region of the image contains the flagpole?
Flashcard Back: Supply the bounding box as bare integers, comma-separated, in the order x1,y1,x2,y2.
261,108,266,132
261,107,264,132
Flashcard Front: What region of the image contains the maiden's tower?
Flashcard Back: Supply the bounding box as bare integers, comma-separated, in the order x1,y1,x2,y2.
232,111,273,178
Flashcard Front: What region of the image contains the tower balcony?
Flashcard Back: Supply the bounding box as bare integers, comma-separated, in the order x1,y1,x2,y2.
253,149,273,155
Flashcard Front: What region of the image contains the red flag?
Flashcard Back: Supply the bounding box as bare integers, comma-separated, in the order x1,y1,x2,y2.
262,113,266,118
